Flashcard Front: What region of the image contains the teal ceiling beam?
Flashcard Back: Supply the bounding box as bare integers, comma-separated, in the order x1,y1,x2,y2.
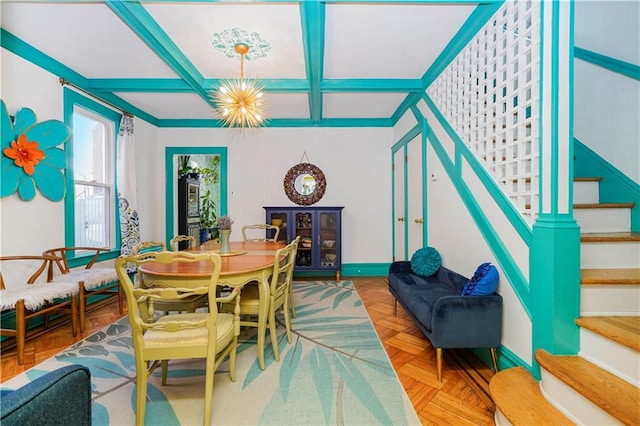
421,1,504,88
300,0,326,123
205,79,311,93
1,28,157,124
89,78,311,93
105,1,214,107
574,47,640,81
321,79,423,92
390,92,422,125
88,78,422,93
156,117,392,128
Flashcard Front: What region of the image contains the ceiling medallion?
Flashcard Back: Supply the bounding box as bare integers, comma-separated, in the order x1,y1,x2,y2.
210,43,266,129
211,28,270,61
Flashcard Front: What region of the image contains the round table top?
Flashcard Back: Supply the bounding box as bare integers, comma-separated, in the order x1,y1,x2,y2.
138,240,285,278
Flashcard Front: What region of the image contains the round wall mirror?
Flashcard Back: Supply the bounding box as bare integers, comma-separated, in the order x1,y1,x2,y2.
284,163,326,205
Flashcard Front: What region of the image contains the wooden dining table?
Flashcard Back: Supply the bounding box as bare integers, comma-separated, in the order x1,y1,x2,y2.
137,240,285,370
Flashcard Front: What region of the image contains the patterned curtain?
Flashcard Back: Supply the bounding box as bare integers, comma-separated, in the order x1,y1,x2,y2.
116,115,140,256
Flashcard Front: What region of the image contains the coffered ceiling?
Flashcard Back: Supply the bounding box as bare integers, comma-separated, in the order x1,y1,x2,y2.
1,1,499,127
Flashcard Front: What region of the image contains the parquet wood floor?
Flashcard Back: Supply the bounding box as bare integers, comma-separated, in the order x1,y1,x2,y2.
1,276,495,425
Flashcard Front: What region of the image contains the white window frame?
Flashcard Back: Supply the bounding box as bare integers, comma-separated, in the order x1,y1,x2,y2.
63,87,121,257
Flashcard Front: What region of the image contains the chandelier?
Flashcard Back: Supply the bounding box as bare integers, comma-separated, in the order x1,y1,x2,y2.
210,43,265,129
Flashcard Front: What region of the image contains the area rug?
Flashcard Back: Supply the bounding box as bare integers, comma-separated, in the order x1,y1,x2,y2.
1,280,420,425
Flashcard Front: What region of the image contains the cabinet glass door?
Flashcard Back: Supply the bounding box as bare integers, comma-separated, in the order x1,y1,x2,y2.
294,211,313,267
319,211,338,268
266,210,289,243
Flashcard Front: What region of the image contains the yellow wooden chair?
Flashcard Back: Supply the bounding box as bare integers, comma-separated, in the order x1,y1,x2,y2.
115,251,241,426
132,241,208,314
43,246,122,333
241,224,280,242
170,234,196,251
222,236,299,369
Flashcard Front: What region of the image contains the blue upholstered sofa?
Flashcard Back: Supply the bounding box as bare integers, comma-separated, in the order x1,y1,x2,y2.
388,261,502,381
1,365,91,425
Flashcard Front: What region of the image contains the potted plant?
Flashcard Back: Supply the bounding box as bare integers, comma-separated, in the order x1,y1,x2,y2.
199,189,217,243
177,155,199,179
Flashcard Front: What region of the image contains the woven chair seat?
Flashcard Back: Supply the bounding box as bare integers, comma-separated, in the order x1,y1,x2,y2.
145,312,235,348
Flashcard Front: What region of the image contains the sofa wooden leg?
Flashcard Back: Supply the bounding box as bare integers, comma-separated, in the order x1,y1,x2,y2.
436,347,443,382
393,299,397,316
490,347,498,373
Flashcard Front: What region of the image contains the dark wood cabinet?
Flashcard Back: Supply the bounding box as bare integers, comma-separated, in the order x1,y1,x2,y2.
177,176,201,248
264,206,343,279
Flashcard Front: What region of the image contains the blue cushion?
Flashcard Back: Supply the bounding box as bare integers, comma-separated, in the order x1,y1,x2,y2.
461,262,499,296
410,246,441,277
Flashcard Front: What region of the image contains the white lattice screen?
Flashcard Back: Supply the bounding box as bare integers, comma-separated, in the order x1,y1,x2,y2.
428,1,540,223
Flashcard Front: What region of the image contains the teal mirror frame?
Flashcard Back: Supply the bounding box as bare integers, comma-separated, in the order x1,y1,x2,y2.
165,147,228,245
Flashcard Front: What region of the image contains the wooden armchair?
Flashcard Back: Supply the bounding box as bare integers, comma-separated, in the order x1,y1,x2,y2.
43,247,122,333
241,224,280,242
220,236,299,369
0,255,79,364
115,251,241,426
132,241,208,314
170,235,196,251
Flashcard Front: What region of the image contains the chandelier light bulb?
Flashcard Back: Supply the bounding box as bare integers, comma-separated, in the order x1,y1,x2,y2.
210,42,267,129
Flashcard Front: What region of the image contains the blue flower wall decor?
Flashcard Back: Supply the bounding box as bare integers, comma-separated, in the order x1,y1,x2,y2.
1,99,69,201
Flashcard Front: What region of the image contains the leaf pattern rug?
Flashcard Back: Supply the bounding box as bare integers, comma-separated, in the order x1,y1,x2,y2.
1,280,420,425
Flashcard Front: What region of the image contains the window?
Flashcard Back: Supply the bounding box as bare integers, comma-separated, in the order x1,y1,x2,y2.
64,89,120,251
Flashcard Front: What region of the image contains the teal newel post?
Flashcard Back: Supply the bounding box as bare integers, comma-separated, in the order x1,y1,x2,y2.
530,0,580,379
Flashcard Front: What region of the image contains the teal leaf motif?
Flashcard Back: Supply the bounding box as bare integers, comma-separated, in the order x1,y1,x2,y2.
310,347,334,424
107,336,133,350
106,322,130,336
132,382,180,426
92,401,110,425
78,345,110,357
111,350,136,373
278,342,302,402
332,290,352,310
332,351,395,425
319,287,343,302
23,368,51,383
55,353,129,379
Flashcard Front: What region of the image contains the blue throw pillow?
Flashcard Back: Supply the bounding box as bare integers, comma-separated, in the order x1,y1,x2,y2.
462,262,499,296
410,246,441,277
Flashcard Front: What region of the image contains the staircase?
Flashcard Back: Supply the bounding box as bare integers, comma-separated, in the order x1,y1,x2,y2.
490,176,640,425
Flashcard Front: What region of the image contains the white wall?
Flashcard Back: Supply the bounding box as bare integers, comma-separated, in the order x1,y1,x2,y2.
574,61,640,183
574,0,640,183
146,127,393,264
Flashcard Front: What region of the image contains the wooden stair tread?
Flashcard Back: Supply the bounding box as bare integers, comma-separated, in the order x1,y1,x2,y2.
581,232,640,242
574,202,635,209
581,268,640,285
575,316,640,352
489,366,573,425
574,176,603,182
535,349,640,425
